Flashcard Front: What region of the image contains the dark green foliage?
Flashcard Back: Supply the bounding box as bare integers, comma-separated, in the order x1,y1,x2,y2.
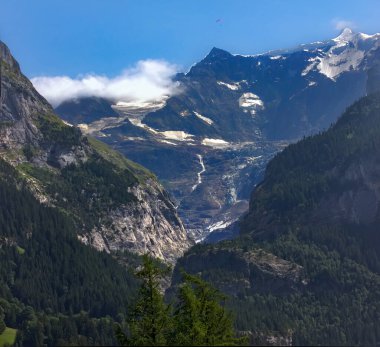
116,256,244,346
0,158,140,346
35,112,83,147
116,255,172,346
244,92,380,228
18,154,137,229
22,145,37,161
172,272,246,346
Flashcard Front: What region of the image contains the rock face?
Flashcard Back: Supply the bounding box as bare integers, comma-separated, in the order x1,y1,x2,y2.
79,179,190,263
174,245,307,297
1,43,47,148
0,40,192,263
54,29,380,241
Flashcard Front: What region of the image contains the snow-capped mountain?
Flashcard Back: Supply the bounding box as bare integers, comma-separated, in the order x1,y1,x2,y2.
55,29,380,240
143,28,379,141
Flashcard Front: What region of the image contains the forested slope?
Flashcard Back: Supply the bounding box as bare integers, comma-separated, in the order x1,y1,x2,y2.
174,93,380,345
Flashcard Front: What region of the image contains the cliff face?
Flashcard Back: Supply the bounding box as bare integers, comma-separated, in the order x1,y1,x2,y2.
79,177,191,263
0,40,192,263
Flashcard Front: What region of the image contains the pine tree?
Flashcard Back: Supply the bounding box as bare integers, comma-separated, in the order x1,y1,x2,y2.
115,255,172,346
171,272,246,346
115,256,246,346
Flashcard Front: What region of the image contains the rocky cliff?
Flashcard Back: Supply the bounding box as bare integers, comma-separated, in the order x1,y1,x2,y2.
0,40,192,263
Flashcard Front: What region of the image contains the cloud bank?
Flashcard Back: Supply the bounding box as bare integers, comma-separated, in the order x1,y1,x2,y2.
332,18,357,31
31,60,179,107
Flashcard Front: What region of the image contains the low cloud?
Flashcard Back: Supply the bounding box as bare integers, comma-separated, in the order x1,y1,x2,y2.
332,18,357,31
31,60,179,107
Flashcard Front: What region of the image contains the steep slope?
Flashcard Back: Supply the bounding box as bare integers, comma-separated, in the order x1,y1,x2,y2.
173,93,380,345
241,92,380,236
53,29,380,241
0,40,192,263
0,158,140,345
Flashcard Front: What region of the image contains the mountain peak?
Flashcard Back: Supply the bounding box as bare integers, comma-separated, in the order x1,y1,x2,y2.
333,27,356,42
0,40,20,73
341,27,354,35
205,47,232,60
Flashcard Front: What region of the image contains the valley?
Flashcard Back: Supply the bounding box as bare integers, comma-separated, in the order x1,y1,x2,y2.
59,98,287,241
1,17,380,345
55,28,380,241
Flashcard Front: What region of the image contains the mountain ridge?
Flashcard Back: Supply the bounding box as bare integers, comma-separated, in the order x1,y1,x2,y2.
0,39,192,263
53,29,380,241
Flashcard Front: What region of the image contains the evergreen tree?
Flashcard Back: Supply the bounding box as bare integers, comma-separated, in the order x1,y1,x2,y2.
115,256,245,346
171,272,246,346
115,255,172,346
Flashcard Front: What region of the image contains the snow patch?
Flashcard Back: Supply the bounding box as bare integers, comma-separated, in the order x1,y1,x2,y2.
217,81,240,90
301,29,380,80
128,118,159,134
115,97,167,110
269,55,285,60
317,48,364,80
207,220,234,233
123,136,146,141
193,111,213,125
201,138,230,148
62,120,73,127
160,131,194,141
158,139,177,146
238,93,265,115
301,57,319,76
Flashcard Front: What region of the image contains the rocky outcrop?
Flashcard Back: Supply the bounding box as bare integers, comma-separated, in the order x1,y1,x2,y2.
79,179,190,263
174,244,307,297
0,40,192,263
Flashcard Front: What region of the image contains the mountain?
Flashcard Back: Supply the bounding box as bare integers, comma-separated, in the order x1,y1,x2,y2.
145,28,379,141
54,29,380,241
172,91,380,345
0,40,192,263
55,96,119,125
0,157,140,345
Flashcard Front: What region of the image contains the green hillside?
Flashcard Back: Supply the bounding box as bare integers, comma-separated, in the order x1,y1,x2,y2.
174,93,380,346
0,158,140,345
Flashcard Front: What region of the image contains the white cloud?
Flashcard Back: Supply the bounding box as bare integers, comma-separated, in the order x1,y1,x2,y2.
332,18,357,31
31,60,179,107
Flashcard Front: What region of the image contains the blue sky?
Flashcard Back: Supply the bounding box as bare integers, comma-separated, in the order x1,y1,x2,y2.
1,0,380,79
